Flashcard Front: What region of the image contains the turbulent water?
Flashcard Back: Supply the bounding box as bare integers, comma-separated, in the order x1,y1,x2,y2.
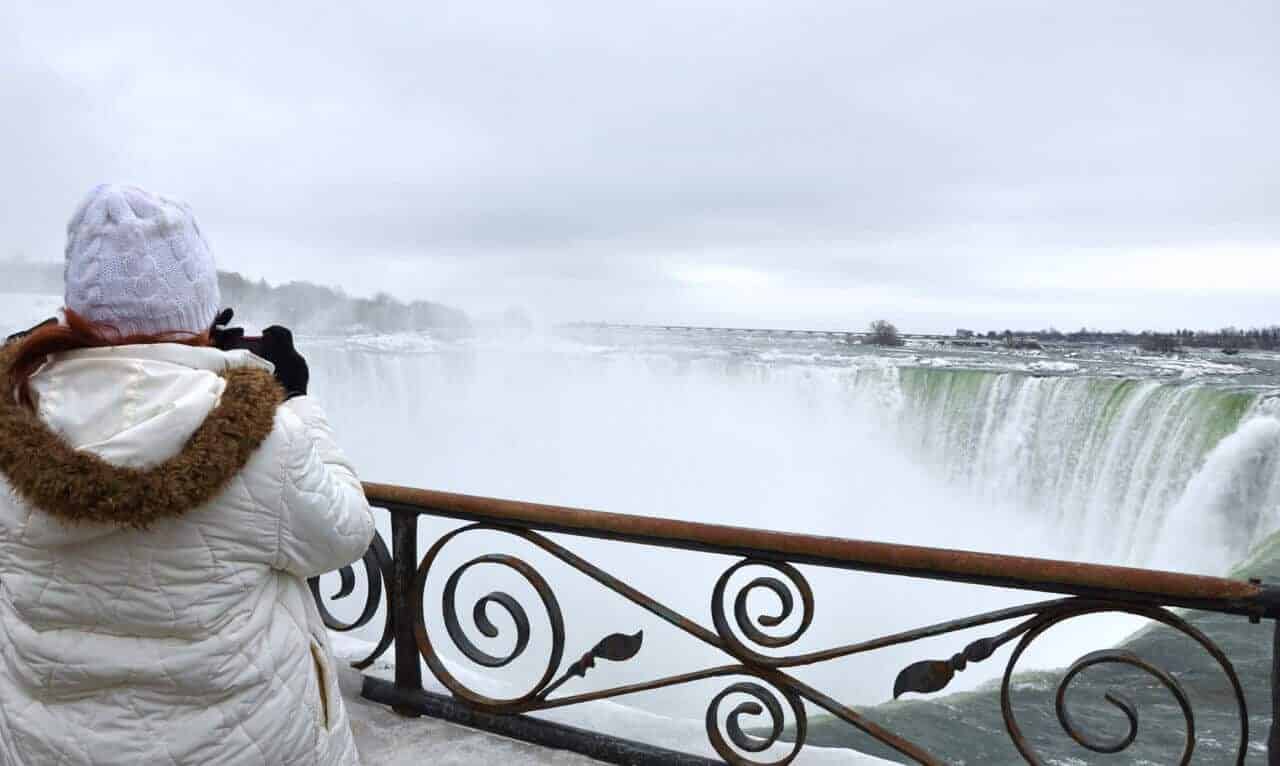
873,367,1280,573
4,298,1280,764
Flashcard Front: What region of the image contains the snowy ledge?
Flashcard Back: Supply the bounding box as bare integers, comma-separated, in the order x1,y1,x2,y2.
340,666,599,766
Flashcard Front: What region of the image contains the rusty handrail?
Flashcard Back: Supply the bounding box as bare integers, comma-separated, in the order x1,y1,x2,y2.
362,481,1280,618
329,481,1280,764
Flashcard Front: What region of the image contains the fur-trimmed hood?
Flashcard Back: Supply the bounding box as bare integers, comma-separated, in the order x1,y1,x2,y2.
0,342,284,529
0,339,373,765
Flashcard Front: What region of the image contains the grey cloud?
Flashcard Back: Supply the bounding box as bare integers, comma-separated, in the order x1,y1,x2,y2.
2,0,1277,329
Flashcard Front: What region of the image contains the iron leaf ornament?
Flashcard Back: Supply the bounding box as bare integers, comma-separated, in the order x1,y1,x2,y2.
570,631,645,677
541,631,644,698
893,635,1001,698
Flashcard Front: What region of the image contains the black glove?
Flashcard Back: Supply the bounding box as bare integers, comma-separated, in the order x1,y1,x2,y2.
209,309,308,399
259,326,309,399
209,308,246,350
5,317,57,346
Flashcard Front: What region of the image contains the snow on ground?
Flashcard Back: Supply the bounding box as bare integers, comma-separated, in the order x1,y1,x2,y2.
340,666,598,766
1026,360,1081,374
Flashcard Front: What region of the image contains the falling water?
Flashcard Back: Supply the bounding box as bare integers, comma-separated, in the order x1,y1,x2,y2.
852,366,1277,570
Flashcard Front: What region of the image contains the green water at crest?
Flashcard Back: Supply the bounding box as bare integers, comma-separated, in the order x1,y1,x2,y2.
796,367,1280,764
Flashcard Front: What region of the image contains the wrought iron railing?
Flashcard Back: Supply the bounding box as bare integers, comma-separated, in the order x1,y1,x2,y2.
309,482,1280,765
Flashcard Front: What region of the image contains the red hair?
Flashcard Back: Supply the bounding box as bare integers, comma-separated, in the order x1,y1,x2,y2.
7,309,211,410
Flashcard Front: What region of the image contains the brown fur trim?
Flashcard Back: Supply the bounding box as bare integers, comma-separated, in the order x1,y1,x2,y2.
0,344,284,528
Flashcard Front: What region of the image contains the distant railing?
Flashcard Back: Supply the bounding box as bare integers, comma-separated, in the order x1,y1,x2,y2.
309,482,1280,765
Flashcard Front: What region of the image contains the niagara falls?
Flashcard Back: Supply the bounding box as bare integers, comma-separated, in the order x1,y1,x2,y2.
4,1,1278,763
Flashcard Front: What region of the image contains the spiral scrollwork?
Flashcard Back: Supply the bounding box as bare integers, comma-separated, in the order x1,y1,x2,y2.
442,555,547,669
414,526,567,711
999,604,1244,766
712,559,814,664
307,531,394,669
1053,649,1190,757
705,679,807,766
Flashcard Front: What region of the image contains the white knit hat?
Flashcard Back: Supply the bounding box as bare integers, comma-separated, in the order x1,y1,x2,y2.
63,184,221,337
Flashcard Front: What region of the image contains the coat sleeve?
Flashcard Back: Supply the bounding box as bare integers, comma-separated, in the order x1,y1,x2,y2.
273,396,376,578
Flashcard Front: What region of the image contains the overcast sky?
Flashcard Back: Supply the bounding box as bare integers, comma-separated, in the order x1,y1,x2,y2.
2,1,1277,332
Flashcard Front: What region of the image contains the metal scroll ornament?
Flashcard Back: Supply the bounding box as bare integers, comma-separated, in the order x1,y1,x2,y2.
413,524,645,712
706,679,807,766
307,531,395,669
893,601,1247,765
711,559,815,664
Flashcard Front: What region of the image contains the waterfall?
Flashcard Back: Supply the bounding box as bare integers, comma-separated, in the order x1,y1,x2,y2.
308,338,1280,575
848,365,1276,569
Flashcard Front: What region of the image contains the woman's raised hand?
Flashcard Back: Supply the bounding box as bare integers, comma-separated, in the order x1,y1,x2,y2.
259,326,309,400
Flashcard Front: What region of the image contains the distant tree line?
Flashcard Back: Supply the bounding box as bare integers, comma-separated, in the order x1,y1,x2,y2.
218,271,470,336
0,259,471,337
965,326,1280,353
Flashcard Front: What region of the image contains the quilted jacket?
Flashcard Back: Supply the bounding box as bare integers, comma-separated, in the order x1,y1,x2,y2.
0,342,376,765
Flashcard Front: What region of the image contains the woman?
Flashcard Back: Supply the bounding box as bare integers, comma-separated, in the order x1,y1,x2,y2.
0,185,375,764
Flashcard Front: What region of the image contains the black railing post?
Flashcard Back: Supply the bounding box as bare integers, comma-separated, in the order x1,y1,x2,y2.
390,510,423,716
1270,618,1280,765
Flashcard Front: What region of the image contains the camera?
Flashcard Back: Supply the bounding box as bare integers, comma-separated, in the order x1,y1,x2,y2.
214,332,267,357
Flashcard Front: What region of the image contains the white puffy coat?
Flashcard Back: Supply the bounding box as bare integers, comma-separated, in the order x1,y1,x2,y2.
0,343,376,765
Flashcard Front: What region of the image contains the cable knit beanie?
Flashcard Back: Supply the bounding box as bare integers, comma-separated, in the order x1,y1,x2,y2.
63,184,220,337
